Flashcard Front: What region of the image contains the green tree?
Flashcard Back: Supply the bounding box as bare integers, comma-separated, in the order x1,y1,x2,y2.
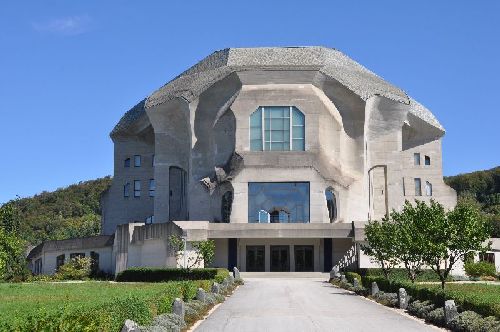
391,200,445,283
0,227,29,281
361,218,398,279
423,200,491,289
168,235,216,269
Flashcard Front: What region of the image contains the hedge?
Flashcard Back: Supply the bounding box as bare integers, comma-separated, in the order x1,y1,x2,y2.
360,268,450,282
362,275,500,319
116,268,222,282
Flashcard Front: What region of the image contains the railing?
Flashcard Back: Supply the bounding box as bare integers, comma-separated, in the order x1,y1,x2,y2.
332,244,357,272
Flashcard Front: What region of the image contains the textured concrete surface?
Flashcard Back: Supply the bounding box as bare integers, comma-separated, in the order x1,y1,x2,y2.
195,278,440,332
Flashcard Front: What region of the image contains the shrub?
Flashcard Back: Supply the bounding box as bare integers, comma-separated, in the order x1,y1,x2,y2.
425,308,445,327
345,272,362,286
54,257,92,280
142,313,186,332
464,261,496,278
214,268,230,283
116,268,220,282
361,268,450,282
448,311,500,332
372,291,398,307
407,300,435,319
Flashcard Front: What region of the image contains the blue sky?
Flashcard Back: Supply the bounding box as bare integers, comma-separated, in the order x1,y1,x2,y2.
1,1,499,203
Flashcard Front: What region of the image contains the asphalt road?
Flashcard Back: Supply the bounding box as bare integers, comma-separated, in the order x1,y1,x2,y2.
194,277,440,332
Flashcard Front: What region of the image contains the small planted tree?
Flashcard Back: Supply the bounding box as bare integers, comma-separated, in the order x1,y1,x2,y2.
361,218,398,279
169,235,215,269
423,200,491,289
391,200,443,283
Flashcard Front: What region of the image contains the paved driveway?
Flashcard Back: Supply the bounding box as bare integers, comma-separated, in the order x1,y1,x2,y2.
195,277,440,332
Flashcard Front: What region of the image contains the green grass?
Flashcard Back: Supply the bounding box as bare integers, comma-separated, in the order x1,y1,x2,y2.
0,280,213,332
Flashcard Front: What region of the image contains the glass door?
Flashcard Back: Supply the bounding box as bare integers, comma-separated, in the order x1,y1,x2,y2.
294,245,314,272
270,245,290,272
246,246,265,272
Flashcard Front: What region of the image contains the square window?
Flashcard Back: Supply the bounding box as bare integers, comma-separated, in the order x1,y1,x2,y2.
134,155,141,167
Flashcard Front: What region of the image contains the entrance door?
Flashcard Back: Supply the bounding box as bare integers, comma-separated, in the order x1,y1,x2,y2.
270,246,290,272
294,245,314,272
169,166,187,221
246,246,265,272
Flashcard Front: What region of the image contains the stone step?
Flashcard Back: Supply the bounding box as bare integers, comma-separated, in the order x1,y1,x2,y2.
240,272,330,278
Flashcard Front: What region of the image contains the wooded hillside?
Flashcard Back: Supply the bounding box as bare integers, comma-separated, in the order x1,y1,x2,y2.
445,166,500,236
1,177,112,246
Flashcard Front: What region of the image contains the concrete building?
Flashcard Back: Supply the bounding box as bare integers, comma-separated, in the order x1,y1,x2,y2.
28,46,457,275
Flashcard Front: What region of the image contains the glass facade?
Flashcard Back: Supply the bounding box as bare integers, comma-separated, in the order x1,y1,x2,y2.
248,182,310,223
250,106,305,151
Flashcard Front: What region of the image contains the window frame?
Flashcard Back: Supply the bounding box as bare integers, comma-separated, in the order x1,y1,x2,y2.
425,155,431,166
134,180,141,198
149,179,155,197
134,155,141,167
414,153,421,166
414,178,422,196
250,106,305,151
123,182,130,198
425,181,433,196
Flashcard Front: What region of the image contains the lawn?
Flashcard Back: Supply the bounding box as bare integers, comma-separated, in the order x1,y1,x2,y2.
0,280,212,332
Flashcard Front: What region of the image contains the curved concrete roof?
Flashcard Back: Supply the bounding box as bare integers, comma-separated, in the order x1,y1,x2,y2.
111,47,443,136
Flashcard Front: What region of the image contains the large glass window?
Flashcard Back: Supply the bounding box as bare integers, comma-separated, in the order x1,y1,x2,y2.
250,106,305,151
248,182,310,223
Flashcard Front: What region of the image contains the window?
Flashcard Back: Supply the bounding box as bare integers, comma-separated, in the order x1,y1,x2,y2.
479,252,495,264
134,155,141,167
149,179,155,197
425,181,433,196
248,182,310,223
325,188,337,222
134,180,141,197
414,153,421,166
34,258,42,275
414,178,422,196
270,210,290,223
250,106,305,151
90,251,99,274
425,155,431,166
124,158,131,168
123,183,130,198
152,154,155,167
145,215,155,224
221,191,233,223
70,253,85,259
56,254,65,270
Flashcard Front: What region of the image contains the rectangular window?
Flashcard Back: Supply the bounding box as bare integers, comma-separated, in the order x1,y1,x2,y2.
123,183,130,198
425,181,433,196
248,182,310,223
250,106,305,151
56,254,65,270
149,179,155,197
414,153,421,166
134,155,141,167
414,178,422,196
479,252,495,264
425,155,431,166
134,180,141,197
124,158,130,168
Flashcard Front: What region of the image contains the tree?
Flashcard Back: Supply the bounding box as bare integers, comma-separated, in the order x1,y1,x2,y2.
0,200,20,235
423,200,491,289
361,218,398,279
169,235,216,269
391,200,443,283
0,227,29,281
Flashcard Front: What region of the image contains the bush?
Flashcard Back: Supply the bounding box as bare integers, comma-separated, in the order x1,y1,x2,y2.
448,311,500,332
54,257,92,280
214,268,230,283
464,261,496,278
361,268,450,282
345,272,362,286
116,268,221,282
372,291,398,307
407,300,436,319
425,308,445,327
